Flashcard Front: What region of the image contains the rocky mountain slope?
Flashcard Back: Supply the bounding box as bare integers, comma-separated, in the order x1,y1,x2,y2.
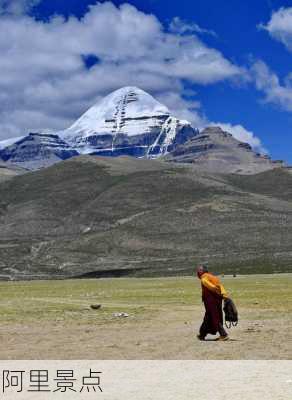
0,132,78,170
165,126,284,174
0,155,291,280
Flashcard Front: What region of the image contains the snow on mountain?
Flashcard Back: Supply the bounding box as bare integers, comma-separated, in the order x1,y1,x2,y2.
60,86,196,157
0,132,78,170
66,86,170,136
0,136,25,150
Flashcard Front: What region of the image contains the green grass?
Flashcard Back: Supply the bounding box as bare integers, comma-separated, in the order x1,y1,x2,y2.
0,274,291,324
227,168,292,201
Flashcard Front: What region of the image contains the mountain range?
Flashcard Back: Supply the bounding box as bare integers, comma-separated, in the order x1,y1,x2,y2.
0,86,286,174
0,86,291,280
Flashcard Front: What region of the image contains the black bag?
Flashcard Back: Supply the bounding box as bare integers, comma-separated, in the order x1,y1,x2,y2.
223,298,238,328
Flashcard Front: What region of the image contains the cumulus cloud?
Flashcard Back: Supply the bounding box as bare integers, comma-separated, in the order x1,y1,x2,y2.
210,122,267,153
0,1,244,141
253,8,292,113
259,7,292,51
251,60,292,112
0,0,41,15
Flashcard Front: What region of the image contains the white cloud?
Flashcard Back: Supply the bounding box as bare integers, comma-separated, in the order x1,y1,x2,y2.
0,1,244,141
253,7,292,112
259,7,292,51
251,60,292,112
210,122,267,154
0,0,41,15
169,16,217,37
156,91,207,127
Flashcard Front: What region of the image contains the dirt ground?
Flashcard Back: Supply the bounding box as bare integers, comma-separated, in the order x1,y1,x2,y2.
0,274,291,359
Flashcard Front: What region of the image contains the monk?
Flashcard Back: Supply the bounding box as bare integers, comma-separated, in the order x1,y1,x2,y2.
196,264,229,341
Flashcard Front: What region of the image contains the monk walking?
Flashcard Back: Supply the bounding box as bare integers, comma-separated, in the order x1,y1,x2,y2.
196,264,229,341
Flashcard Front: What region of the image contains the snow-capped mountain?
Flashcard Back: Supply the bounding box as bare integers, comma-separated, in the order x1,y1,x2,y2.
60,86,197,157
0,87,197,169
0,86,285,173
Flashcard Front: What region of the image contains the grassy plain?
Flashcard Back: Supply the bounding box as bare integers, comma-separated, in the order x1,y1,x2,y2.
0,274,291,359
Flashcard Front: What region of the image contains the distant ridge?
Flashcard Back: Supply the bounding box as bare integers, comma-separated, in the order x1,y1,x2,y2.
164,126,285,174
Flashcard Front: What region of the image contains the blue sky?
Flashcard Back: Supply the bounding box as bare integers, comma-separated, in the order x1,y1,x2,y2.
0,0,292,162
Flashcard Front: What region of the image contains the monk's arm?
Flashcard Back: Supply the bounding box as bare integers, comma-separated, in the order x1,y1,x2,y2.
219,284,228,299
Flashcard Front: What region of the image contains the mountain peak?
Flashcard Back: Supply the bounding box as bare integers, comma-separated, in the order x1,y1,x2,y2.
59,86,195,157
65,86,170,139
105,86,154,97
